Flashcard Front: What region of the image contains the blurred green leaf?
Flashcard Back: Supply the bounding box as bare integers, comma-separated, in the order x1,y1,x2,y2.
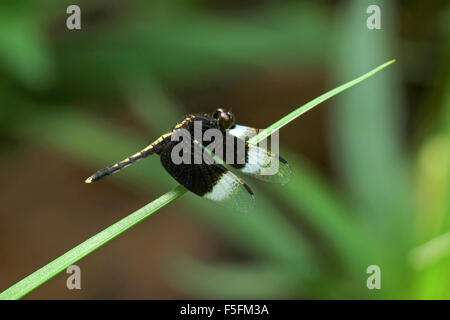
166,255,304,299
121,75,184,134
329,0,411,297
274,152,375,275
0,2,53,88
53,2,328,90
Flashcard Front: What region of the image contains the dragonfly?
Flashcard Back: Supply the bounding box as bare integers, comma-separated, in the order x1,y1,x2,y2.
85,108,291,212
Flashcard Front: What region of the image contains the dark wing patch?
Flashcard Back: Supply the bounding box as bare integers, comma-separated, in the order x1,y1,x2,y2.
160,140,255,213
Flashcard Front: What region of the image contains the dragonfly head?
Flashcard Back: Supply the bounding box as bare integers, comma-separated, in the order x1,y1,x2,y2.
213,108,235,131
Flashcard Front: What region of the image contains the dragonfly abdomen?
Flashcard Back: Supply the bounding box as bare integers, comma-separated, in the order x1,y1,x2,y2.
85,132,173,183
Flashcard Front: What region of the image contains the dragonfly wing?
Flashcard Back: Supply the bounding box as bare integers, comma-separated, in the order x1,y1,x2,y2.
225,126,291,185
159,140,255,213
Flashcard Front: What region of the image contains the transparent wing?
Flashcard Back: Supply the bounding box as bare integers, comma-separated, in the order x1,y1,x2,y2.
225,125,292,185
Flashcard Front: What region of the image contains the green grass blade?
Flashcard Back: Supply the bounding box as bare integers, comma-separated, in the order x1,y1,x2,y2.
0,185,186,300
0,59,395,299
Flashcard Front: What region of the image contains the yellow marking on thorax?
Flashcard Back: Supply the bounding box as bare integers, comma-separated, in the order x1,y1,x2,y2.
174,115,195,129
174,121,184,129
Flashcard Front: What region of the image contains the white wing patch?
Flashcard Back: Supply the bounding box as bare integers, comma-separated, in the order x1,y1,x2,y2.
204,173,239,201
204,171,255,213
228,125,258,140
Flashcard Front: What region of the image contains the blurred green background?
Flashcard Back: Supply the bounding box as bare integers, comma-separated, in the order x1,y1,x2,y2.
0,0,449,299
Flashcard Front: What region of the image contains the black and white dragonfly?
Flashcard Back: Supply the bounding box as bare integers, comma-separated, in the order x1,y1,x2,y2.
85,108,291,212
